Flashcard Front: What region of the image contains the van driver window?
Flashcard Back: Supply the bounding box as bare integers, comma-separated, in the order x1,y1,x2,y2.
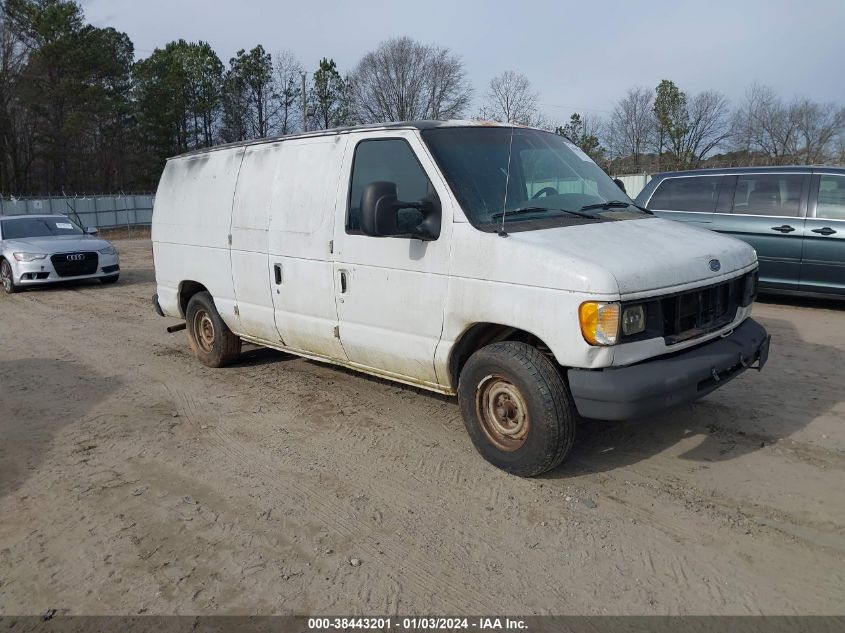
347,139,433,233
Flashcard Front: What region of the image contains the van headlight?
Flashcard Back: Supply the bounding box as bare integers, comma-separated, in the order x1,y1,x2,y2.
621,304,646,336
13,252,47,262
741,271,758,307
579,301,620,346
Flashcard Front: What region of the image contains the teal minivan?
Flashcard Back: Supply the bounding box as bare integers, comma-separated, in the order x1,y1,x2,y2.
636,167,845,298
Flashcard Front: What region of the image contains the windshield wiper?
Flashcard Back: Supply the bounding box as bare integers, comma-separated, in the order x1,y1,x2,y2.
490,206,549,220
580,200,653,214
490,206,592,220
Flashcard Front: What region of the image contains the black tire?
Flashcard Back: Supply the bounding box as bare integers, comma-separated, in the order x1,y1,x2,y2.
457,341,577,477
99,274,119,284
1,259,20,294
185,291,241,367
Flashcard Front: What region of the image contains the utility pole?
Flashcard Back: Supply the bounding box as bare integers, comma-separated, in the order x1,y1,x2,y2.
300,71,307,132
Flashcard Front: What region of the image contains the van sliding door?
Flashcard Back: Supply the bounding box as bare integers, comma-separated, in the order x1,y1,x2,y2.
266,136,349,360
230,143,279,343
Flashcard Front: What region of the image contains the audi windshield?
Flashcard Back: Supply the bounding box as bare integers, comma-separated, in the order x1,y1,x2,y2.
421,126,652,232
0,216,84,239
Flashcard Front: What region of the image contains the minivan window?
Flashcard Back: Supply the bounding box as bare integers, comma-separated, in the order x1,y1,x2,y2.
732,174,803,217
347,139,434,234
816,174,845,220
648,176,721,212
421,127,649,231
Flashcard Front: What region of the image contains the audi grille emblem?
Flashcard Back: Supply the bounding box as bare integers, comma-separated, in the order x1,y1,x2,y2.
66,254,85,261
709,259,721,272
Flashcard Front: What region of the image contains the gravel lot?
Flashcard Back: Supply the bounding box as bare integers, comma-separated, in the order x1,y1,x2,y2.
1,239,843,615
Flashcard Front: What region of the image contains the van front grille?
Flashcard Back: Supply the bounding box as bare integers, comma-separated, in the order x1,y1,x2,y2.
620,272,756,345
660,276,744,344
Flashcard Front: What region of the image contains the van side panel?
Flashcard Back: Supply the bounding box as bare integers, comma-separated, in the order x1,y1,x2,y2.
267,135,349,359
229,143,280,342
152,148,245,322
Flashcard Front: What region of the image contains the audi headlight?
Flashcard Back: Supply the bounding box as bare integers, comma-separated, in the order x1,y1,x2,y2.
13,252,47,262
579,301,620,346
98,245,117,256
621,305,646,336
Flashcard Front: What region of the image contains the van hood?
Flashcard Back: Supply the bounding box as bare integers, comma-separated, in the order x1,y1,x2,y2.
453,218,757,297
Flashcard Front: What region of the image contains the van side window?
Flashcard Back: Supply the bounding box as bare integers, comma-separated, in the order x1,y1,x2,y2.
732,174,803,217
347,139,434,234
816,174,845,220
648,176,721,212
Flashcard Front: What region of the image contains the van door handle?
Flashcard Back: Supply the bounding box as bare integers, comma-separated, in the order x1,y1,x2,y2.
771,225,795,233
338,269,348,294
274,263,282,284
811,227,837,236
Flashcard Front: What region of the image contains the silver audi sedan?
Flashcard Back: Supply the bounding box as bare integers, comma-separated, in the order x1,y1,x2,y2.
0,214,120,294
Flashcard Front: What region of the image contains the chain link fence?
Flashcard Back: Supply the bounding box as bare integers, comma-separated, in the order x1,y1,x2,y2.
0,193,154,237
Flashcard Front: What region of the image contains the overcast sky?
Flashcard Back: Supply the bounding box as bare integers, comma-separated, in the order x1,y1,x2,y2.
82,0,844,123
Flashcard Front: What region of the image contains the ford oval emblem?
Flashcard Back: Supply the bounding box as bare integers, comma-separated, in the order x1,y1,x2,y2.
709,259,721,272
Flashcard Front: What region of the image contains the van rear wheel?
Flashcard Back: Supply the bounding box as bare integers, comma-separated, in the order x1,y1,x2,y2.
458,341,577,477
185,291,241,367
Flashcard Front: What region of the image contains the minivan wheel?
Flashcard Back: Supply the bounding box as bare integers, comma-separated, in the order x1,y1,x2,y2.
1,260,19,294
458,341,577,477
185,291,241,367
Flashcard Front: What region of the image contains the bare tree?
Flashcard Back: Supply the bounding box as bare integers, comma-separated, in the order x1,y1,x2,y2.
679,90,732,165
836,130,845,164
478,70,542,126
610,86,653,170
792,99,845,164
425,47,472,120
273,50,302,135
351,36,471,123
733,84,800,164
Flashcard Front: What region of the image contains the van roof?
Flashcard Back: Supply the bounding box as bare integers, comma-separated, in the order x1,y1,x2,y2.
172,119,518,160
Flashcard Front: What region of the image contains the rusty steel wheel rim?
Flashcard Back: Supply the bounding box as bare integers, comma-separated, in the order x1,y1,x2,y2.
475,374,530,452
192,309,215,354
1,262,11,292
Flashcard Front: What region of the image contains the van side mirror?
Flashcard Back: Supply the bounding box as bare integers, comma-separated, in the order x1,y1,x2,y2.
359,181,440,241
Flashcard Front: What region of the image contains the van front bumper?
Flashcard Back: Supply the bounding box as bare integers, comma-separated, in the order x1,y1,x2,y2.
567,318,770,421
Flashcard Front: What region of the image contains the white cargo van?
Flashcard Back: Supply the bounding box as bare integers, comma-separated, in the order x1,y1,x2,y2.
152,121,770,476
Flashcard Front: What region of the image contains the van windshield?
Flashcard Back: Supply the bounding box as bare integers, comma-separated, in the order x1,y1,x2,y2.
421,126,651,231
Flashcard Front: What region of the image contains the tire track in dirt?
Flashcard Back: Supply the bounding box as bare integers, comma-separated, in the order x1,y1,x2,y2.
159,382,497,613
2,291,497,612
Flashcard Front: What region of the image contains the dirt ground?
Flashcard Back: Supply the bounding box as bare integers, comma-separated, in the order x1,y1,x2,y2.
0,239,843,616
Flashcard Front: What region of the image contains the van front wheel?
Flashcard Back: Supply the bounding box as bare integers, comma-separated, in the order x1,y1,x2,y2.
185,291,241,367
458,341,577,477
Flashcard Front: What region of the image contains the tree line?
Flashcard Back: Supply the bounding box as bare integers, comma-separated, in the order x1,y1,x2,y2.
1,0,843,196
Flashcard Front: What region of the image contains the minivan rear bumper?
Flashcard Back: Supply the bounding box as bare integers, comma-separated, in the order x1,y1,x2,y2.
567,318,770,421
